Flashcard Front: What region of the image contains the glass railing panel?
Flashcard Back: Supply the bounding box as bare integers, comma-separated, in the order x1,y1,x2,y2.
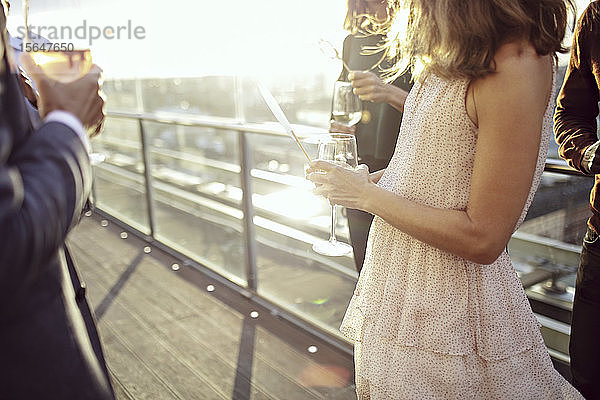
92,111,596,343
510,170,593,307
521,171,592,246
239,77,331,128
247,132,357,335
142,121,247,285
91,117,150,234
104,79,143,114
140,77,237,118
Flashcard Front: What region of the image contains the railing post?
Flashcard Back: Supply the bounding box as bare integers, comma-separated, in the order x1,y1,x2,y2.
90,173,97,207
238,131,258,292
139,118,157,238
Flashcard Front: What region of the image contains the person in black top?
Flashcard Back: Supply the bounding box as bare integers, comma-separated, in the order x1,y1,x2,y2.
331,0,412,272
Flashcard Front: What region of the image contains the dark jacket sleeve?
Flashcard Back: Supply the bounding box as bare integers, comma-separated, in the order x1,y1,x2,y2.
0,117,92,281
0,0,91,290
554,4,600,173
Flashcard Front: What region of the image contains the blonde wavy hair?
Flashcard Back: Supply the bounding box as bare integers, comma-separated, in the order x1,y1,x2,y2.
381,0,575,81
343,0,394,34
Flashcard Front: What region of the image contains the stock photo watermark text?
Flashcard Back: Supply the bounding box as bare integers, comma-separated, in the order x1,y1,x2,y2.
17,20,146,46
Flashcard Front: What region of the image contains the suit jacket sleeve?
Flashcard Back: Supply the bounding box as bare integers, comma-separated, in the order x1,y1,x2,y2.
0,68,92,285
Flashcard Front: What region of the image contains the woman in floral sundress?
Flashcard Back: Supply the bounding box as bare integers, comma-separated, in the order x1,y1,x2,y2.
307,0,584,398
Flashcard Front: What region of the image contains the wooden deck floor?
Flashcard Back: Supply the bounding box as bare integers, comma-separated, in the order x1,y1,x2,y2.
67,213,357,400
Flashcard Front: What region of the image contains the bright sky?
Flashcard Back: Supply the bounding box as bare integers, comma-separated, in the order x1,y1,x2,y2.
5,0,594,79
7,0,348,80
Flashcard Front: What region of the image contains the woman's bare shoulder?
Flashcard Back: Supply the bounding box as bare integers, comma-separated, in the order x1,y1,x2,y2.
492,41,551,77
470,40,553,124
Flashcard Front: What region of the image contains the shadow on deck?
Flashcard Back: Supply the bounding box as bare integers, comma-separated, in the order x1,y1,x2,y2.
67,213,356,400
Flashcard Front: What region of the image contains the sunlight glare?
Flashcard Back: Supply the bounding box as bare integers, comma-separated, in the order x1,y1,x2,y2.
8,0,348,79
254,188,326,220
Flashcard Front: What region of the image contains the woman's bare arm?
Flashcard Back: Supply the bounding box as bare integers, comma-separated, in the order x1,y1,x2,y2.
309,43,552,264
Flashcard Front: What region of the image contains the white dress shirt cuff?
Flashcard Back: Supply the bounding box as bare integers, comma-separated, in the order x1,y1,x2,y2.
44,110,90,153
582,140,600,174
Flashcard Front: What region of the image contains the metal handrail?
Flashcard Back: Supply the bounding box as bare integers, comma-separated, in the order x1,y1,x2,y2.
106,110,327,138
105,110,591,177
544,158,589,177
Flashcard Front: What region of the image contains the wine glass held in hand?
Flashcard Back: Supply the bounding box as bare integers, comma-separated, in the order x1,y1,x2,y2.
312,133,358,257
22,0,92,83
20,1,104,163
26,49,93,83
20,51,106,166
331,81,362,129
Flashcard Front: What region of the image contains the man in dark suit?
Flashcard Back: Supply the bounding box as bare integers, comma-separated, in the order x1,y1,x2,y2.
0,3,114,399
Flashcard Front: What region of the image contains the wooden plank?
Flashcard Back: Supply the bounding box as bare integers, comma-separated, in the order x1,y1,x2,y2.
70,238,267,398
68,217,355,400
80,251,283,400
83,263,231,400
253,327,356,399
80,251,320,399
99,327,180,400
109,369,135,400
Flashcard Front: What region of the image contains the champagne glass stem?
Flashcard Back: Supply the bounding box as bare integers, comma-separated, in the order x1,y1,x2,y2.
23,0,30,45
329,204,337,243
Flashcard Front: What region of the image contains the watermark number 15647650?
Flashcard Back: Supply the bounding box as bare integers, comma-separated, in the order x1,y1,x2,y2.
20,42,75,52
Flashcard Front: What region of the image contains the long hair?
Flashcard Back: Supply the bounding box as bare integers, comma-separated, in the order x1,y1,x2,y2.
383,0,576,81
344,0,393,34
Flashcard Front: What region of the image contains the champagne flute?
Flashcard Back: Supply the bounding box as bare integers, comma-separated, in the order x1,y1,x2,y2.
312,133,358,257
331,81,362,128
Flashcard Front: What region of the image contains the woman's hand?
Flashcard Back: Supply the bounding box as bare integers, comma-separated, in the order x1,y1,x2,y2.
369,169,386,184
349,71,409,112
349,71,389,103
306,160,374,210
